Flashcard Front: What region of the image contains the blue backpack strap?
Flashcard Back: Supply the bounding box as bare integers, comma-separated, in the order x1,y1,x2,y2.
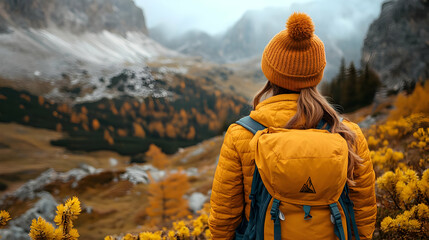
236,116,266,134
237,116,341,133
339,188,352,240
242,166,272,240
303,205,312,220
316,117,344,131
329,203,346,240
316,118,329,130
340,184,360,240
270,199,282,240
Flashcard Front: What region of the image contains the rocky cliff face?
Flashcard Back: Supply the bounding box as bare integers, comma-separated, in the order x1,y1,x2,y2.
0,0,177,90
0,0,148,35
362,0,429,89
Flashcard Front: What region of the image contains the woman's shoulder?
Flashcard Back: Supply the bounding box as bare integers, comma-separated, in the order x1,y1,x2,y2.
342,119,365,136
225,123,255,141
341,119,369,154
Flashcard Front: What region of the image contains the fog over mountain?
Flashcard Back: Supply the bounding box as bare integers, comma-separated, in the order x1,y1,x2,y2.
149,0,384,81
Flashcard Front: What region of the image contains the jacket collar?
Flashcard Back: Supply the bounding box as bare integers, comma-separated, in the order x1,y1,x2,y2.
249,94,299,128
254,93,299,110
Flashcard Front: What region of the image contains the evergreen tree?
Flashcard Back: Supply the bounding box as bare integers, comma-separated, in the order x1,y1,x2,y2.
343,62,357,110
321,60,381,113
336,58,347,104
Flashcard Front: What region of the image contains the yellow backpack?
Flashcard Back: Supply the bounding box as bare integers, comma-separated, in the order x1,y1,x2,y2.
234,116,360,240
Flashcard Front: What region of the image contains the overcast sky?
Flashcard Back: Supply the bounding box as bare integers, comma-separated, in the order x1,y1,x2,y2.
135,0,384,37
135,0,316,35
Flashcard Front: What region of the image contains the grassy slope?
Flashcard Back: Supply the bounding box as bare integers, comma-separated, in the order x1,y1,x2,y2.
0,122,222,239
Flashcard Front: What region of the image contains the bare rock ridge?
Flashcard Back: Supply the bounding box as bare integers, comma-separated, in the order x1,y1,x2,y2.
362,0,429,89
0,0,176,82
0,0,148,35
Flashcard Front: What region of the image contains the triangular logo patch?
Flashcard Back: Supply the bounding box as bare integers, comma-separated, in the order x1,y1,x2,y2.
300,177,316,193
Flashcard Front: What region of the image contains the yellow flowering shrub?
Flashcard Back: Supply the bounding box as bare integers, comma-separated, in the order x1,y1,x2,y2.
367,136,381,148
377,167,429,238
380,203,429,239
417,169,429,199
138,232,162,240
409,128,429,151
377,167,428,209
371,147,404,172
0,210,11,240
0,210,11,226
29,217,60,240
367,114,429,148
389,82,429,120
105,211,212,240
29,196,81,240
122,233,137,240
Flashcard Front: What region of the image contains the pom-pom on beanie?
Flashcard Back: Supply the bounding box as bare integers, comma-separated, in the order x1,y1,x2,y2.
261,12,326,91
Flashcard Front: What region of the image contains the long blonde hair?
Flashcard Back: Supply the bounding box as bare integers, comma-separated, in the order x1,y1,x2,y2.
253,81,362,185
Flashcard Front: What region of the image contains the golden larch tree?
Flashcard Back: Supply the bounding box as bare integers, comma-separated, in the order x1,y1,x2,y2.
147,98,155,111
38,96,44,105
145,172,190,226
117,128,127,137
139,102,147,117
110,103,118,115
104,130,114,145
165,123,177,138
145,144,169,169
80,106,88,115
120,102,132,117
187,126,196,140
163,172,190,220
180,109,188,126
133,122,146,138
92,119,100,131
70,113,80,124
148,122,165,138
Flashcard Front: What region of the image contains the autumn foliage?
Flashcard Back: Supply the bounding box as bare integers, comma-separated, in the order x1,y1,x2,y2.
389,82,429,120
145,144,169,169
363,84,429,239
0,83,248,155
145,172,190,226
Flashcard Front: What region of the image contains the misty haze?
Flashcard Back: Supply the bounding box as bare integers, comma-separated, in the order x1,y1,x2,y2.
0,0,428,239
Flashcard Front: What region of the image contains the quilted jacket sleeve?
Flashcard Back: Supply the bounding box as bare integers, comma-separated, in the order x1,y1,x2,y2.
208,124,244,240
348,123,377,240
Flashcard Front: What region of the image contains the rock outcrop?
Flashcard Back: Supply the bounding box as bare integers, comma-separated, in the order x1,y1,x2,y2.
0,0,148,35
0,192,58,240
362,0,429,89
0,0,177,84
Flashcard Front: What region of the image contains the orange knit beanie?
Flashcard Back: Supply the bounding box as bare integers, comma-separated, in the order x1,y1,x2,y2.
261,12,326,91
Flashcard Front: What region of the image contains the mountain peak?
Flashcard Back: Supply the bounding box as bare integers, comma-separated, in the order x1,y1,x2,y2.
0,0,148,35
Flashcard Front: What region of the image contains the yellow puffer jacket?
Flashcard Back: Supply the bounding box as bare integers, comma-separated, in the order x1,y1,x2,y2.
208,94,377,240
